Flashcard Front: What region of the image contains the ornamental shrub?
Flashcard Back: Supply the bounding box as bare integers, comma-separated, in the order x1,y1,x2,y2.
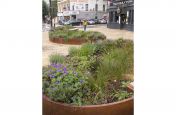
43,63,91,105
69,43,96,57
49,54,65,64
43,39,134,106
95,49,130,88
49,27,106,43
87,31,106,43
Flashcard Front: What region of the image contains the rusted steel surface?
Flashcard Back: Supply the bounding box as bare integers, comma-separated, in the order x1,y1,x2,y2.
49,38,87,45
43,93,133,115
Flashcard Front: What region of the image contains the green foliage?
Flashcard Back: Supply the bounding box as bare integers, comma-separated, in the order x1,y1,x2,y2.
77,43,96,56
43,39,134,105
68,47,80,56
50,0,58,18
64,56,91,75
93,40,115,55
69,43,96,57
55,25,74,30
95,49,130,88
49,27,106,43
112,90,133,101
87,31,106,43
49,27,85,40
69,31,85,39
43,63,91,106
68,44,99,74
115,38,134,49
49,54,65,64
42,0,49,21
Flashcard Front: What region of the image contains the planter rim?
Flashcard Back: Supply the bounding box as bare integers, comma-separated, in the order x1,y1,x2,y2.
49,37,87,45
50,38,87,41
43,87,133,108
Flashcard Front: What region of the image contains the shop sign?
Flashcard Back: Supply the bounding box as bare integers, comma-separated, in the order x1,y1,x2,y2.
113,0,133,6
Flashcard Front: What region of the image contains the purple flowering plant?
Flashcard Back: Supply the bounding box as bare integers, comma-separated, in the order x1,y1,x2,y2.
42,63,91,105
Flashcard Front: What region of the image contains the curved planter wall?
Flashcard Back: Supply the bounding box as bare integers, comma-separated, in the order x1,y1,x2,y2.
43,87,133,115
49,38,87,45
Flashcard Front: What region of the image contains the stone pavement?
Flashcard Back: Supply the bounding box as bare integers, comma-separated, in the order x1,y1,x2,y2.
42,32,80,66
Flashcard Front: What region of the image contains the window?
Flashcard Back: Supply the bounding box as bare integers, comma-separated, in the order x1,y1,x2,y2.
95,4,98,11
103,4,105,11
85,4,88,11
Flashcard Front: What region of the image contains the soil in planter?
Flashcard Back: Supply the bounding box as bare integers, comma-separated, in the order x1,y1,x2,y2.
85,80,133,105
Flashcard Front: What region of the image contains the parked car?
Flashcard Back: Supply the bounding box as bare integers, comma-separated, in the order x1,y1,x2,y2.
87,19,95,25
58,20,66,25
63,20,71,25
88,19,98,24
64,19,81,26
98,19,107,24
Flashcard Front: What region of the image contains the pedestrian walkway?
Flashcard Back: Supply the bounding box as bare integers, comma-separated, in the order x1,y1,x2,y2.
42,32,80,66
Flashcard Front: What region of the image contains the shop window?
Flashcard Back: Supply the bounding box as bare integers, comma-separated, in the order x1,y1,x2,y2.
109,12,113,22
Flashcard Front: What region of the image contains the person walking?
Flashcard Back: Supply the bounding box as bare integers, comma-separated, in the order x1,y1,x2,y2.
83,19,88,31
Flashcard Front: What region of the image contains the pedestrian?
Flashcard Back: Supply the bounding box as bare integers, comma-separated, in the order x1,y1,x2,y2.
83,19,88,31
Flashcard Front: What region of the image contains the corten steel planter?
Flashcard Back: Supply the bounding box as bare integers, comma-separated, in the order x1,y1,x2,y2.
43,86,133,115
49,38,87,45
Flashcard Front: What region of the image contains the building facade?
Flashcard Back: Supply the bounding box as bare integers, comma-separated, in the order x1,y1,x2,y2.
57,0,108,20
107,0,134,31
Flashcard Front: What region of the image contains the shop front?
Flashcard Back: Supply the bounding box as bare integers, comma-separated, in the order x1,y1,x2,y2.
57,11,79,21
107,0,134,31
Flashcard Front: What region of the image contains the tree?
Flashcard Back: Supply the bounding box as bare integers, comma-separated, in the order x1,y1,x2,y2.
42,0,49,22
51,0,58,18
50,0,58,28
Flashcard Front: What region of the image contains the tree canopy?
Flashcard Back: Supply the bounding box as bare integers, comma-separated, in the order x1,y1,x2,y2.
51,0,58,18
42,0,49,21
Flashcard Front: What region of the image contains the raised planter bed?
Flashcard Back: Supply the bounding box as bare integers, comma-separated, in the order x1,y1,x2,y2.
43,39,133,115
49,38,87,45
43,86,133,115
